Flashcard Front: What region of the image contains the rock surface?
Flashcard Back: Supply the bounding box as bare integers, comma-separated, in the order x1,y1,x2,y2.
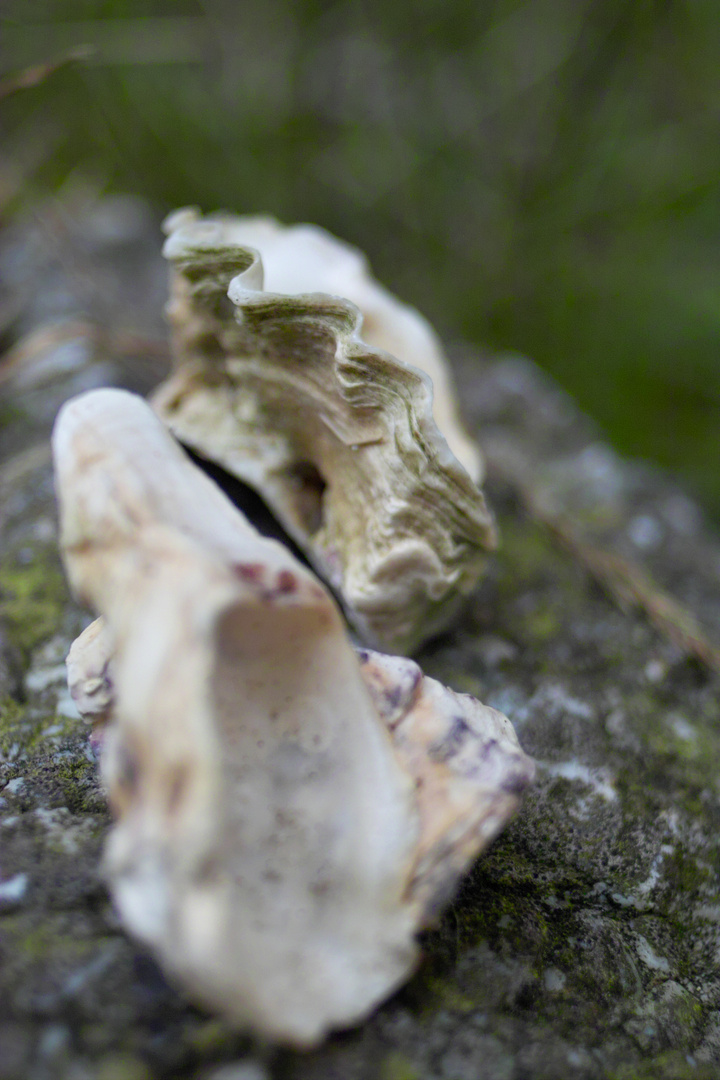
1,191,720,1079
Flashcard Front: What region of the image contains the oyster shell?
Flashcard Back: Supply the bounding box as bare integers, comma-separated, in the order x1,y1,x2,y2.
54,388,533,1046
154,208,497,654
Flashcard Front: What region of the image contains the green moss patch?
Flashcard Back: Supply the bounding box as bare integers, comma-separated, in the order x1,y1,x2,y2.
0,548,69,662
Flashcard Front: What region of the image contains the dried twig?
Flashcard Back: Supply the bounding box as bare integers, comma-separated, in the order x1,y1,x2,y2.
0,47,94,102
0,320,170,388
488,454,720,673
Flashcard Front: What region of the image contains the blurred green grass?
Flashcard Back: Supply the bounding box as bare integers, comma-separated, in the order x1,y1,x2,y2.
3,0,720,519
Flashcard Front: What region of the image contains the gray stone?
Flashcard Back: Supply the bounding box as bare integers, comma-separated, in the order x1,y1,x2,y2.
204,1064,269,1080
0,1023,32,1079
1,189,720,1079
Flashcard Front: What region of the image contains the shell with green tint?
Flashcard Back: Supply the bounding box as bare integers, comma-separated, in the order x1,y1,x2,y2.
154,208,497,654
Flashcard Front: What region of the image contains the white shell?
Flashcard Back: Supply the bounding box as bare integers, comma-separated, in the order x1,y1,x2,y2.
54,388,532,1046
66,616,114,726
153,209,497,654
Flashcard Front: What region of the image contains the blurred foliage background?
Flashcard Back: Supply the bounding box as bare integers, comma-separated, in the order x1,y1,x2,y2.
2,0,720,519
